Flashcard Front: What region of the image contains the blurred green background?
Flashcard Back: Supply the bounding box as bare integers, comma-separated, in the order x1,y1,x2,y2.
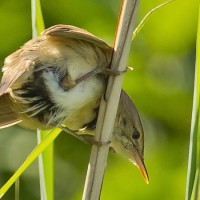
0,0,199,199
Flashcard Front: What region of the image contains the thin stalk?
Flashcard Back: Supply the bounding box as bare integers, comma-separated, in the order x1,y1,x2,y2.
132,0,174,40
37,130,55,200
185,2,200,200
82,0,139,199
31,0,45,37
31,1,55,200
15,179,19,200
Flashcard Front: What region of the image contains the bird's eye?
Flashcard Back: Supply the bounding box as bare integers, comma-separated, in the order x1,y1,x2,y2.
132,131,140,140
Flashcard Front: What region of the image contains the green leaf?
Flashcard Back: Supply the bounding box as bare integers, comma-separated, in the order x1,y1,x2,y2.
185,2,200,200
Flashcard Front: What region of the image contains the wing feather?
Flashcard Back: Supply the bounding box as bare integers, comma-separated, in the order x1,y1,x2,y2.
43,24,112,50
0,45,36,95
0,24,112,96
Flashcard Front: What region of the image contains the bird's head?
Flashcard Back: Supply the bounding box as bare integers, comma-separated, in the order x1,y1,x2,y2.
111,90,149,183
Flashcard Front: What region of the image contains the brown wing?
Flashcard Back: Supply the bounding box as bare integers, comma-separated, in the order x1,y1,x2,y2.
43,24,112,50
0,93,21,128
0,24,112,96
0,43,36,95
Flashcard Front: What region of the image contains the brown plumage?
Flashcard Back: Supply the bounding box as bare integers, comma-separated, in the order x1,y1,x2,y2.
0,25,112,130
0,24,148,182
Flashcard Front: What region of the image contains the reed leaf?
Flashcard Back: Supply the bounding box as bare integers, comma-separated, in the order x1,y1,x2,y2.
185,2,200,200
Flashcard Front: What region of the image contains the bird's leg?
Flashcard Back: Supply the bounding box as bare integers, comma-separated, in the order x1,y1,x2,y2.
59,125,110,146
61,67,102,90
74,66,103,85
75,66,133,84
62,66,133,90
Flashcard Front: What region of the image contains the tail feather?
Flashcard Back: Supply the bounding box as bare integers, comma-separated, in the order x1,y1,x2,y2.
0,93,21,129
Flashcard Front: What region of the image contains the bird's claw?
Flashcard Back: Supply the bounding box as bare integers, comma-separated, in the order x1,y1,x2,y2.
84,136,111,147
103,66,133,76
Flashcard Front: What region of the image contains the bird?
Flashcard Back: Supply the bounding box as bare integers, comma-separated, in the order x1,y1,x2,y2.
0,24,148,182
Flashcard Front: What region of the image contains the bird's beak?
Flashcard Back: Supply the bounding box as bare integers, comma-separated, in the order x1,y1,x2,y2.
133,151,149,184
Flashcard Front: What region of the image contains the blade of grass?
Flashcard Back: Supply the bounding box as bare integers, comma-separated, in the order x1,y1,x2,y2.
191,169,199,199
185,2,200,200
31,0,45,37
37,130,55,200
0,128,61,199
132,0,174,40
31,1,55,200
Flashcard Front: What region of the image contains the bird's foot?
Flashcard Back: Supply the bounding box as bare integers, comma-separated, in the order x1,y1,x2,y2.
103,66,133,76
59,125,110,146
